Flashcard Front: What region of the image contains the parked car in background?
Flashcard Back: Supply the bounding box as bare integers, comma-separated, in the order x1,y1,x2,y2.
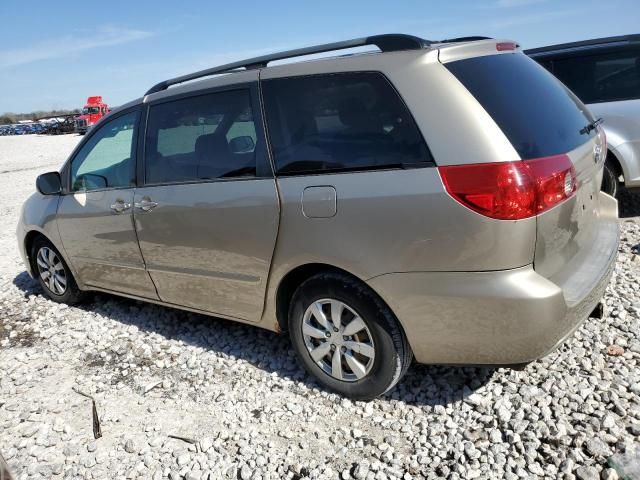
31,123,45,134
527,34,640,197
18,34,618,399
1,119,78,136
12,124,30,135
17,123,40,134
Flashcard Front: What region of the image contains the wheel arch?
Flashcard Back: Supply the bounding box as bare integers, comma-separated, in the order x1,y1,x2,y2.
24,230,48,273
23,230,74,280
606,148,625,184
274,263,403,336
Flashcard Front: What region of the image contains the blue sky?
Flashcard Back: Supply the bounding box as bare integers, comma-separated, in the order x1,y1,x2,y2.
1,0,638,113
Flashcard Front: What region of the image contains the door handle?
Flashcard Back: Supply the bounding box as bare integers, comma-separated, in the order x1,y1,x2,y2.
134,198,158,212
110,200,131,214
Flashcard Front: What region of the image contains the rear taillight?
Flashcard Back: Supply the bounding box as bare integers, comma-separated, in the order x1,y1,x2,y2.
496,42,517,51
438,154,577,220
595,126,606,164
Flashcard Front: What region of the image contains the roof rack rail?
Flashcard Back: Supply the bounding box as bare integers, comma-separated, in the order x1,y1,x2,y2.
525,34,640,56
144,33,431,95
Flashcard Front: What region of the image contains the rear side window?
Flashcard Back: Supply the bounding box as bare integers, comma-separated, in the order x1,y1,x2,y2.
446,54,595,160
262,72,431,175
548,47,640,104
145,90,257,184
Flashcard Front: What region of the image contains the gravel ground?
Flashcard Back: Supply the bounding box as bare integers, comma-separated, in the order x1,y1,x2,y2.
1,134,639,480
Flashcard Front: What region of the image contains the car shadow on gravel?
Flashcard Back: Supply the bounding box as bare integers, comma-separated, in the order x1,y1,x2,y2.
13,271,495,406
618,188,640,218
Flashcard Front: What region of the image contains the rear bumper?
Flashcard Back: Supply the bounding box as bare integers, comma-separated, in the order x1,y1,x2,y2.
367,194,619,365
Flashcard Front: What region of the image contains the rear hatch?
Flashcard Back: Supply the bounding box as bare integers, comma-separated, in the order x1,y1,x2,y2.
443,48,612,295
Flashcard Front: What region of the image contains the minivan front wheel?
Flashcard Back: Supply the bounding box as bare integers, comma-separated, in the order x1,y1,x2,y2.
289,272,412,400
31,237,84,305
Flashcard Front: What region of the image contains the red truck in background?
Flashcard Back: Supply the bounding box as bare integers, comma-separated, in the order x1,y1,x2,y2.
75,96,110,134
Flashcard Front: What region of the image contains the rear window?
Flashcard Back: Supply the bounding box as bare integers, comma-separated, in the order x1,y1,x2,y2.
144,90,257,184
446,53,595,159
545,47,640,104
262,72,431,175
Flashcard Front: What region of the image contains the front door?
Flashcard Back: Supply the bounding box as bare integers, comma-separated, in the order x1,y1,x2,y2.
56,109,158,299
134,83,279,321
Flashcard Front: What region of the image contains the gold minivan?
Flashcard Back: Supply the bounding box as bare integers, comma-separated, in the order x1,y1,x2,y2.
17,34,618,399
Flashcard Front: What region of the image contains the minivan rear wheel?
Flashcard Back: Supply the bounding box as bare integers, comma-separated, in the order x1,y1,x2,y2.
601,160,619,197
289,272,412,400
31,236,84,305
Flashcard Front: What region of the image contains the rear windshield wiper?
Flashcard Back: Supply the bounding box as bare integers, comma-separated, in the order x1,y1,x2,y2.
580,117,603,135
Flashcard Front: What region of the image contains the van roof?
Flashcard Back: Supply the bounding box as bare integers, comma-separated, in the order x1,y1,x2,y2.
143,33,497,96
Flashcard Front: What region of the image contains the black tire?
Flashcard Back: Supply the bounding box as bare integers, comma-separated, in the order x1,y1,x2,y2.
31,236,84,305
288,272,412,400
601,160,619,198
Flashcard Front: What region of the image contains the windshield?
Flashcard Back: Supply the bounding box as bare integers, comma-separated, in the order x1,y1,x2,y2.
549,47,640,104
83,107,101,114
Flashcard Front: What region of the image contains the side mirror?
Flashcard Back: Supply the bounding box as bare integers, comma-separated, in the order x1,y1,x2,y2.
36,172,62,195
229,135,255,154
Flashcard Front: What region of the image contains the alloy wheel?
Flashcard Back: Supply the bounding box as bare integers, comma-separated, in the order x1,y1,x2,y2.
301,298,375,382
36,247,67,295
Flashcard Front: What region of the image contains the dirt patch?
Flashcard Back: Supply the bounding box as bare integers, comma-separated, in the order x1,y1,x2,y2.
82,349,159,388
0,313,38,347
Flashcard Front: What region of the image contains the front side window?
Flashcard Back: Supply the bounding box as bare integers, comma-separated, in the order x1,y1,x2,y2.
70,111,137,191
262,72,431,175
550,47,640,103
145,90,257,184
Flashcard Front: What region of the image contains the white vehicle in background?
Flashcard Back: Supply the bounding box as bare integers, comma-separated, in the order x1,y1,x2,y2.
527,34,640,197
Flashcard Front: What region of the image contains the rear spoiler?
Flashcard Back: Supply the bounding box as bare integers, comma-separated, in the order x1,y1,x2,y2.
437,39,521,64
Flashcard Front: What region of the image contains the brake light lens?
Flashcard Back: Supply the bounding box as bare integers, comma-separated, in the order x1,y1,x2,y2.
438,154,577,220
595,126,606,164
496,42,518,51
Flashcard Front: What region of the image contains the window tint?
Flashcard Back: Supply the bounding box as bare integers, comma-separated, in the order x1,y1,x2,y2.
145,90,257,184
262,72,431,175
70,111,137,191
549,47,640,103
446,54,595,160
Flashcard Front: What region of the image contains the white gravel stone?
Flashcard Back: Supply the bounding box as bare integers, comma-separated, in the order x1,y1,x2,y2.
177,453,191,466
577,465,600,480
124,439,137,454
